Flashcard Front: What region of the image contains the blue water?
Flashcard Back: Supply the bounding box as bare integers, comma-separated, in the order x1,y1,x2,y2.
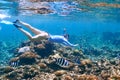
0,0,120,65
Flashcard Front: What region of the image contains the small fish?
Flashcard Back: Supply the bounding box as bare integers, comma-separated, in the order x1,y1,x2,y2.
9,60,20,67
72,57,81,64
70,56,81,65
54,58,69,67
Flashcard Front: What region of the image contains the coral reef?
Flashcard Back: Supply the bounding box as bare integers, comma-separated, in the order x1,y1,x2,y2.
0,39,120,80
35,7,53,14
75,0,120,8
17,0,78,15
89,2,120,8
19,51,40,65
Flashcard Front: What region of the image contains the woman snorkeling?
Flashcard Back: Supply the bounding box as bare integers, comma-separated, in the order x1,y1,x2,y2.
13,20,78,47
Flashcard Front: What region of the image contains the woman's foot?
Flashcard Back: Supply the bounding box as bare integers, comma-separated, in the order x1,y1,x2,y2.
13,19,20,24
13,24,22,28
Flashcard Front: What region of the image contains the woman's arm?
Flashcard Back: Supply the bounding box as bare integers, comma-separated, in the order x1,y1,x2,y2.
62,40,78,47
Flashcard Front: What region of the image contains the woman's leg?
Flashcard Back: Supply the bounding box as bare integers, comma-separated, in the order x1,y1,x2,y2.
18,28,33,40
18,20,47,35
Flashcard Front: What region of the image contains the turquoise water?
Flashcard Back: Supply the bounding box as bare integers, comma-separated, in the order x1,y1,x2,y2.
0,0,120,65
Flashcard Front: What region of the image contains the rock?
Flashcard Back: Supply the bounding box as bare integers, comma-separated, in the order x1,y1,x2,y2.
18,46,30,53
0,66,14,74
22,66,39,79
50,53,61,59
73,66,79,73
54,70,67,76
36,44,45,49
38,63,47,69
64,75,72,80
34,41,54,57
108,75,120,80
74,49,79,53
9,57,19,62
5,71,19,80
101,71,110,80
19,52,40,65
77,74,99,80
80,59,92,66
53,77,58,80
72,49,85,59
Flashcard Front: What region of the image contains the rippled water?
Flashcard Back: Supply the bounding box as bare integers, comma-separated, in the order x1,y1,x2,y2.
0,0,120,65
